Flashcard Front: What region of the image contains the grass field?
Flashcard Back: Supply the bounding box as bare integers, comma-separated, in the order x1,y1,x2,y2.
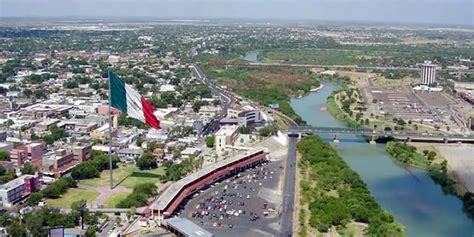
79,164,166,189
260,48,375,66
47,188,99,208
103,193,130,208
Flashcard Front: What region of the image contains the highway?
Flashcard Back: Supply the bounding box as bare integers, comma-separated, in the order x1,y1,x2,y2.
215,61,474,73
280,136,297,236
190,64,236,135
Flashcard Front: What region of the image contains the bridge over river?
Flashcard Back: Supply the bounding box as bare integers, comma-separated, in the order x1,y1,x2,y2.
288,125,474,143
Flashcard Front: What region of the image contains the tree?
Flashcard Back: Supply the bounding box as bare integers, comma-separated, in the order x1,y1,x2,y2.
0,151,9,161
30,130,40,140
239,126,251,134
7,219,27,237
21,162,37,175
423,150,429,156
136,153,157,170
0,166,5,176
259,125,277,137
27,192,43,206
147,141,158,152
136,137,144,147
5,119,14,127
427,151,437,161
205,136,215,148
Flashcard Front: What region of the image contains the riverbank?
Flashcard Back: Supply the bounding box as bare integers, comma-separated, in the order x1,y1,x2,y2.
386,141,474,219
326,90,362,128
410,143,470,194
297,136,404,236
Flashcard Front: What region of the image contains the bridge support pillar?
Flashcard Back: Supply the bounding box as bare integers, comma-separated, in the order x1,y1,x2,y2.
369,135,376,145
444,138,448,144
405,137,411,143
333,134,340,143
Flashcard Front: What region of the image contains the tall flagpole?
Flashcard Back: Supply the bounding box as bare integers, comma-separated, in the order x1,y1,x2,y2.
108,70,114,189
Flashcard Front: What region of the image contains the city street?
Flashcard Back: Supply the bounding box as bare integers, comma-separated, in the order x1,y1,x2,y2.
190,65,236,135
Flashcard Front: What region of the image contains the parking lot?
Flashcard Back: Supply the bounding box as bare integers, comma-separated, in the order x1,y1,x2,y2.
176,159,284,237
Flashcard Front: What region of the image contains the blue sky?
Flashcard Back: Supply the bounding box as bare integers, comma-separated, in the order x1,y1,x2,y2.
1,0,473,26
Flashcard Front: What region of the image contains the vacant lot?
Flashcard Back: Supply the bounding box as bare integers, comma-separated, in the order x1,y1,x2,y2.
104,192,130,208
79,164,165,189
47,188,99,208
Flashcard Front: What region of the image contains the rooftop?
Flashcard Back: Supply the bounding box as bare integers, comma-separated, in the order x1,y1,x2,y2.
215,125,239,136
0,174,36,191
165,217,213,237
151,147,265,211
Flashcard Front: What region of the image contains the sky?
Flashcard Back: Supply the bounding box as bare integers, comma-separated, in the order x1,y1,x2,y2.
1,0,473,26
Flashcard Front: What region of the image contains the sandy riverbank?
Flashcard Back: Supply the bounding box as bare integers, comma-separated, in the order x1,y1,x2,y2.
411,143,474,194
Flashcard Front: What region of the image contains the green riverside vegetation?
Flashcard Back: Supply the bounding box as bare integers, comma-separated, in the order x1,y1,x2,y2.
199,64,322,125
297,136,404,236
386,141,474,219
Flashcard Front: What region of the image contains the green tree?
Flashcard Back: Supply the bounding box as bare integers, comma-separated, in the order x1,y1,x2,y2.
0,151,9,161
259,125,277,137
205,136,215,148
136,153,157,170
21,162,37,175
27,192,44,206
427,151,437,161
7,220,27,237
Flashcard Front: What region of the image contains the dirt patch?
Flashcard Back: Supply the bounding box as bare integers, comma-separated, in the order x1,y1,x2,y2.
250,71,309,87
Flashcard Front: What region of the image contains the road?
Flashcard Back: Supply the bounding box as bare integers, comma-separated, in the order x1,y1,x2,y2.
280,136,297,236
215,62,474,73
288,125,474,142
190,64,237,135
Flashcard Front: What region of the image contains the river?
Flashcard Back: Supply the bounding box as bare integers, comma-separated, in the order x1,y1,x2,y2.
244,50,260,64
290,82,474,237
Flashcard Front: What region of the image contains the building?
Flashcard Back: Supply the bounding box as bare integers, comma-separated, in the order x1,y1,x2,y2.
73,144,93,162
42,149,77,177
0,175,39,208
9,147,28,167
90,124,117,143
421,61,437,85
447,79,474,92
164,217,213,237
159,84,176,92
215,125,239,155
237,110,262,127
198,106,220,117
9,142,47,167
151,148,268,217
0,131,6,142
117,148,143,163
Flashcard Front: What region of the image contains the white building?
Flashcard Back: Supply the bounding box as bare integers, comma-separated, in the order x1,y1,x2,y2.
159,84,176,92
117,148,144,163
0,175,39,208
421,61,437,85
215,125,239,155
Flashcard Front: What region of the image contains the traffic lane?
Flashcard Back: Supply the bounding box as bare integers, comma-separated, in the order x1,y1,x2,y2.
179,160,284,236
280,137,297,236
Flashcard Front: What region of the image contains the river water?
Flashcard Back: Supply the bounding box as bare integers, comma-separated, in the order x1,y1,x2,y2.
290,82,474,237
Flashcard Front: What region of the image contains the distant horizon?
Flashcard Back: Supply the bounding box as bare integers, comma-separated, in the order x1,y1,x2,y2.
0,16,473,29
1,0,472,27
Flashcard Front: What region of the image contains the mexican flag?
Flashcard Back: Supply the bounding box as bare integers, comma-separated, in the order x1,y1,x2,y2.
109,72,161,129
